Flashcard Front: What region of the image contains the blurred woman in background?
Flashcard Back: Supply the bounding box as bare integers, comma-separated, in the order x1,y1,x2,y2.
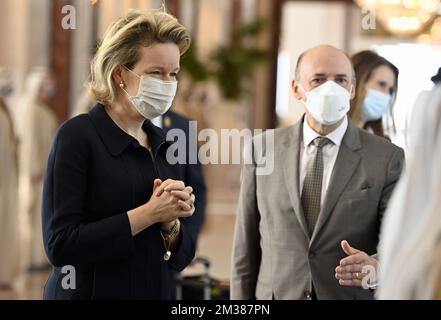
18,67,58,270
349,50,399,139
0,67,20,288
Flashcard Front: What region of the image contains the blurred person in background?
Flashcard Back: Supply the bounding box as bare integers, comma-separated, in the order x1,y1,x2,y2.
404,67,441,149
42,9,196,300
349,50,398,140
18,67,58,271
0,67,20,288
378,83,441,299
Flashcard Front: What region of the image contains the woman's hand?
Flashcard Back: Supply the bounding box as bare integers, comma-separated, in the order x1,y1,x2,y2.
155,178,195,212
127,179,195,236
147,179,195,224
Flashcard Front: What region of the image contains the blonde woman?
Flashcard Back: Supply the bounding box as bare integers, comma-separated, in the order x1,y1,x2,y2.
42,10,196,299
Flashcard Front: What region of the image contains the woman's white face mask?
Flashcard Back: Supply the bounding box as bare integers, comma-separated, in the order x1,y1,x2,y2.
298,80,352,125
121,67,177,120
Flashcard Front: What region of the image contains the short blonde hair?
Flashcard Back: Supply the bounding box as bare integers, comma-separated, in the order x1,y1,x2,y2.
88,10,191,106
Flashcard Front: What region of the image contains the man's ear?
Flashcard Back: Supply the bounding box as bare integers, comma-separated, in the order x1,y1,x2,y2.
350,81,356,100
292,79,305,102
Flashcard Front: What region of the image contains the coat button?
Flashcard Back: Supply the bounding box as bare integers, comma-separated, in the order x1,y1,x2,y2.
309,251,316,259
304,291,312,299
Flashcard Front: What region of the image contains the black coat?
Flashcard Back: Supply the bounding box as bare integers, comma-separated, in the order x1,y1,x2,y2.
42,104,195,299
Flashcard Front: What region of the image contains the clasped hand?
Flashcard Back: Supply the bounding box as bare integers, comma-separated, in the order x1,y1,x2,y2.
147,178,196,226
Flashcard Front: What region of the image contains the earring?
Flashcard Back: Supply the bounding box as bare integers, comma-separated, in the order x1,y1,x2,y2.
119,82,125,89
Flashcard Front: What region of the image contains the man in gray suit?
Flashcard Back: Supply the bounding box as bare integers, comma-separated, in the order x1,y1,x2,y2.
231,45,404,300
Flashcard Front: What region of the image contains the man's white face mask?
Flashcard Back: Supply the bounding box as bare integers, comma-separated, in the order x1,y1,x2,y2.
298,80,352,125
122,68,177,120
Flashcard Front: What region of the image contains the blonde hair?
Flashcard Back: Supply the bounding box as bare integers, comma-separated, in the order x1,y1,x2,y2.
88,10,191,106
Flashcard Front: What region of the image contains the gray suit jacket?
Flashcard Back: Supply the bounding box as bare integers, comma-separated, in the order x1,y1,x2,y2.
231,117,404,300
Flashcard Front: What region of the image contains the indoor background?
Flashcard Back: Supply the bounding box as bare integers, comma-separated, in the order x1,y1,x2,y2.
0,0,440,299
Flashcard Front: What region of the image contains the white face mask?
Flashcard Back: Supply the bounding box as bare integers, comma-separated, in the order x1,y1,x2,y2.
122,68,177,119
298,80,352,125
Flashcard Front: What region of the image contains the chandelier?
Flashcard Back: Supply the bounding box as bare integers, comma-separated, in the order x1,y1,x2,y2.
355,0,441,36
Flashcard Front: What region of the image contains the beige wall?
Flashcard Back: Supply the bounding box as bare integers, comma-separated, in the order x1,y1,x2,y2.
249,0,275,131
98,0,153,36
196,0,232,58
69,0,94,114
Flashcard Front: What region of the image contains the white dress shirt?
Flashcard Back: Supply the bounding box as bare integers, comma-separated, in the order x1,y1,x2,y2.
151,115,163,128
300,116,348,207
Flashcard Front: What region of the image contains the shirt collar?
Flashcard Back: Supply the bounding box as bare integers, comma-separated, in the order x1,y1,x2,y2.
88,103,169,156
303,115,348,147
151,115,163,129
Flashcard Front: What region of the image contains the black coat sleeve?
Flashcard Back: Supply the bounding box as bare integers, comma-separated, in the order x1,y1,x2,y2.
167,221,196,272
42,122,135,267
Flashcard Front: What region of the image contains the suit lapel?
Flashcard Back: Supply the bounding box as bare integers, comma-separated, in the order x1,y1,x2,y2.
282,119,310,240
310,122,362,243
